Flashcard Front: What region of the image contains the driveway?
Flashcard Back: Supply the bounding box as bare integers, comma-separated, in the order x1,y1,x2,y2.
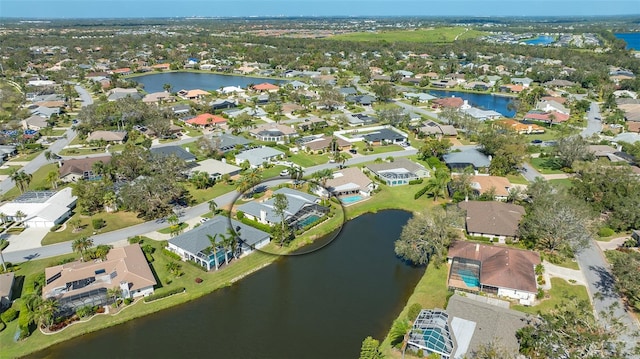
3,228,50,253
581,101,603,138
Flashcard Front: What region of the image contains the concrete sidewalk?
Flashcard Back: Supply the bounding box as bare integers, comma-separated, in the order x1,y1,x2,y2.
543,260,587,287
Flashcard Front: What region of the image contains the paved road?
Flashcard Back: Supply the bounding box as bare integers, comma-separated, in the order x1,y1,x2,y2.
0,85,92,195
581,101,603,138
576,241,639,355
520,162,543,182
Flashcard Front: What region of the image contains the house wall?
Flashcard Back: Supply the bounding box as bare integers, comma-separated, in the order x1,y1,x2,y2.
468,232,508,243
497,288,536,306
131,285,155,298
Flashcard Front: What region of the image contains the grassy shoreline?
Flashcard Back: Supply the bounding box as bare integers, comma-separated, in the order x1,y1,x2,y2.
1,184,436,358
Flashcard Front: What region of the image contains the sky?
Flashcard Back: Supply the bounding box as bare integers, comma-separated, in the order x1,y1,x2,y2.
0,0,639,19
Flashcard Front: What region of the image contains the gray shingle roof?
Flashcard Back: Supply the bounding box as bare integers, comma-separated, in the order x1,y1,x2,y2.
443,148,491,169
168,216,270,254
237,188,320,223
150,146,196,162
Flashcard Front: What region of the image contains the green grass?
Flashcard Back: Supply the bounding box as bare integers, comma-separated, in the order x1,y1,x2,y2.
330,27,488,43
542,253,580,270
380,263,449,357
1,163,59,201
512,278,589,315
0,165,22,175
261,165,288,179
41,211,145,245
362,144,405,155
288,152,332,167
506,173,529,185
184,181,237,205
529,157,564,174
548,178,574,190
11,150,43,162
157,222,189,234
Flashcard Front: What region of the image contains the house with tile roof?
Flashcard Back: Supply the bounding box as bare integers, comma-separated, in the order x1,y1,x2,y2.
316,167,376,198
86,130,128,144
251,83,280,93
495,119,545,134
59,155,112,182
447,241,540,305
43,244,156,312
185,113,227,127
249,123,297,143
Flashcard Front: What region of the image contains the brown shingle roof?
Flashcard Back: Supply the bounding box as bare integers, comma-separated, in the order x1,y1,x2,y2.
468,175,512,197
86,130,128,142
458,201,525,237
448,241,540,293
325,167,373,194
59,155,111,178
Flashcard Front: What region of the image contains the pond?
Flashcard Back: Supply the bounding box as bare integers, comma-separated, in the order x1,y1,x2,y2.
132,72,285,93
523,35,555,45
30,210,424,359
615,33,640,51
428,89,516,118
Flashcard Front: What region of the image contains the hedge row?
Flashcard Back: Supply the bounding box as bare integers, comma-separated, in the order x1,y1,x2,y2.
144,287,186,303
408,178,424,185
414,185,429,199
162,248,182,261
239,217,273,234
0,308,18,322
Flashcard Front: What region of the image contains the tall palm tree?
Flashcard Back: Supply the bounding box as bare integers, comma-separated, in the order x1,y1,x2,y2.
208,200,218,215
207,234,220,270
288,165,304,187
103,191,118,212
34,298,58,329
43,150,52,161
46,170,59,189
333,151,349,168
10,170,32,193
107,286,122,306
14,210,26,224
425,168,451,202
72,236,94,261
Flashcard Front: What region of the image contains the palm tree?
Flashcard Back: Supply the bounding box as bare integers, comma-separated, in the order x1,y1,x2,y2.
34,298,58,330
44,150,52,161
14,210,26,224
207,234,220,270
208,200,218,215
103,191,118,213
162,83,172,93
288,165,304,187
107,286,122,306
333,151,349,168
10,170,32,193
46,170,59,189
425,168,451,202
165,262,182,277
72,236,94,261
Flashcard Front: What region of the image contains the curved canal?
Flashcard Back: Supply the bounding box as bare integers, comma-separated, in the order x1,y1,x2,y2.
31,210,424,359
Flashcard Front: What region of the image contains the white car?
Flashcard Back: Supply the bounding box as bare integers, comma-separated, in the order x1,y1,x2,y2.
280,169,289,176
200,218,209,224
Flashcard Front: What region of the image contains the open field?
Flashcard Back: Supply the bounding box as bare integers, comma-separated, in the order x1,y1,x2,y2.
329,27,488,43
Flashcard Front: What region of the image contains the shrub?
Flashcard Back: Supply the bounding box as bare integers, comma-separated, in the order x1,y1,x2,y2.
162,248,182,261
128,236,144,244
414,185,429,199
535,264,544,275
186,260,207,272
75,305,96,318
598,227,615,238
240,217,273,234
408,178,423,185
144,287,186,303
406,303,422,322
49,224,62,232
195,277,203,284
536,288,545,299
1,308,18,322
124,298,133,305
92,218,106,230
236,211,245,220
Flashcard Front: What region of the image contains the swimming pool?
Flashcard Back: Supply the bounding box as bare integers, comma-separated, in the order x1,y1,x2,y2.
297,215,321,228
340,195,364,204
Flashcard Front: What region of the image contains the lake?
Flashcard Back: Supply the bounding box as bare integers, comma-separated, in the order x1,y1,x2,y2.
428,89,516,117
615,33,640,51
523,35,555,45
132,72,285,93
30,210,424,359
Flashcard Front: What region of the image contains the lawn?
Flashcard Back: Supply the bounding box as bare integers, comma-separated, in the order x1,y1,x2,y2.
380,263,449,357
157,222,189,234
184,181,237,205
0,165,22,175
329,27,488,43
41,211,145,245
529,157,565,174
363,144,405,155
512,277,589,315
1,163,60,201
288,152,332,167
11,150,43,162
59,147,110,156
507,173,530,185
548,178,574,190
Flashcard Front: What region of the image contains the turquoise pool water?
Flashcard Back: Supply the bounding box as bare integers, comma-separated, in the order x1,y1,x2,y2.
423,328,447,353
458,269,480,288
341,195,364,204
297,215,320,228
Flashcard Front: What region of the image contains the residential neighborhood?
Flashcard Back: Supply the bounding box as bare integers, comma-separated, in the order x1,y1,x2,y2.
0,13,639,359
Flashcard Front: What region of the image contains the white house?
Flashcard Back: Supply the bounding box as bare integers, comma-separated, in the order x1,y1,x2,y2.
315,167,377,198
235,147,285,168
0,188,77,228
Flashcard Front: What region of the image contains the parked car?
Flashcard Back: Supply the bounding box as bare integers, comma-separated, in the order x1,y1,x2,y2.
349,148,357,154
200,218,209,224
531,139,543,144
279,169,289,176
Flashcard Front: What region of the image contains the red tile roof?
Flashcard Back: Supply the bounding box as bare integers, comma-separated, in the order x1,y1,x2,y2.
433,97,464,108
186,113,227,126
251,83,280,91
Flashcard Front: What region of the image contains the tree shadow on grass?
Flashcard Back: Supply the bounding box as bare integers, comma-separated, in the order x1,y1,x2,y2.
148,262,164,290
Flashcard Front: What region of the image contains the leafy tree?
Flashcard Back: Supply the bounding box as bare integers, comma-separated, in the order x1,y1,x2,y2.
376,106,409,127
72,236,94,261
190,171,214,189
478,126,527,176
517,297,633,359
419,137,452,160
518,179,591,257
370,82,396,102
120,175,186,219
236,168,263,196
553,135,594,169
606,249,640,311
394,207,460,266
93,244,112,260
359,336,383,359
469,340,514,359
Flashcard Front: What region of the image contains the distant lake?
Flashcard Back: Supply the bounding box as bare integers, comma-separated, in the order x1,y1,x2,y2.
523,35,555,45
428,89,516,118
615,33,640,50
132,72,285,93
